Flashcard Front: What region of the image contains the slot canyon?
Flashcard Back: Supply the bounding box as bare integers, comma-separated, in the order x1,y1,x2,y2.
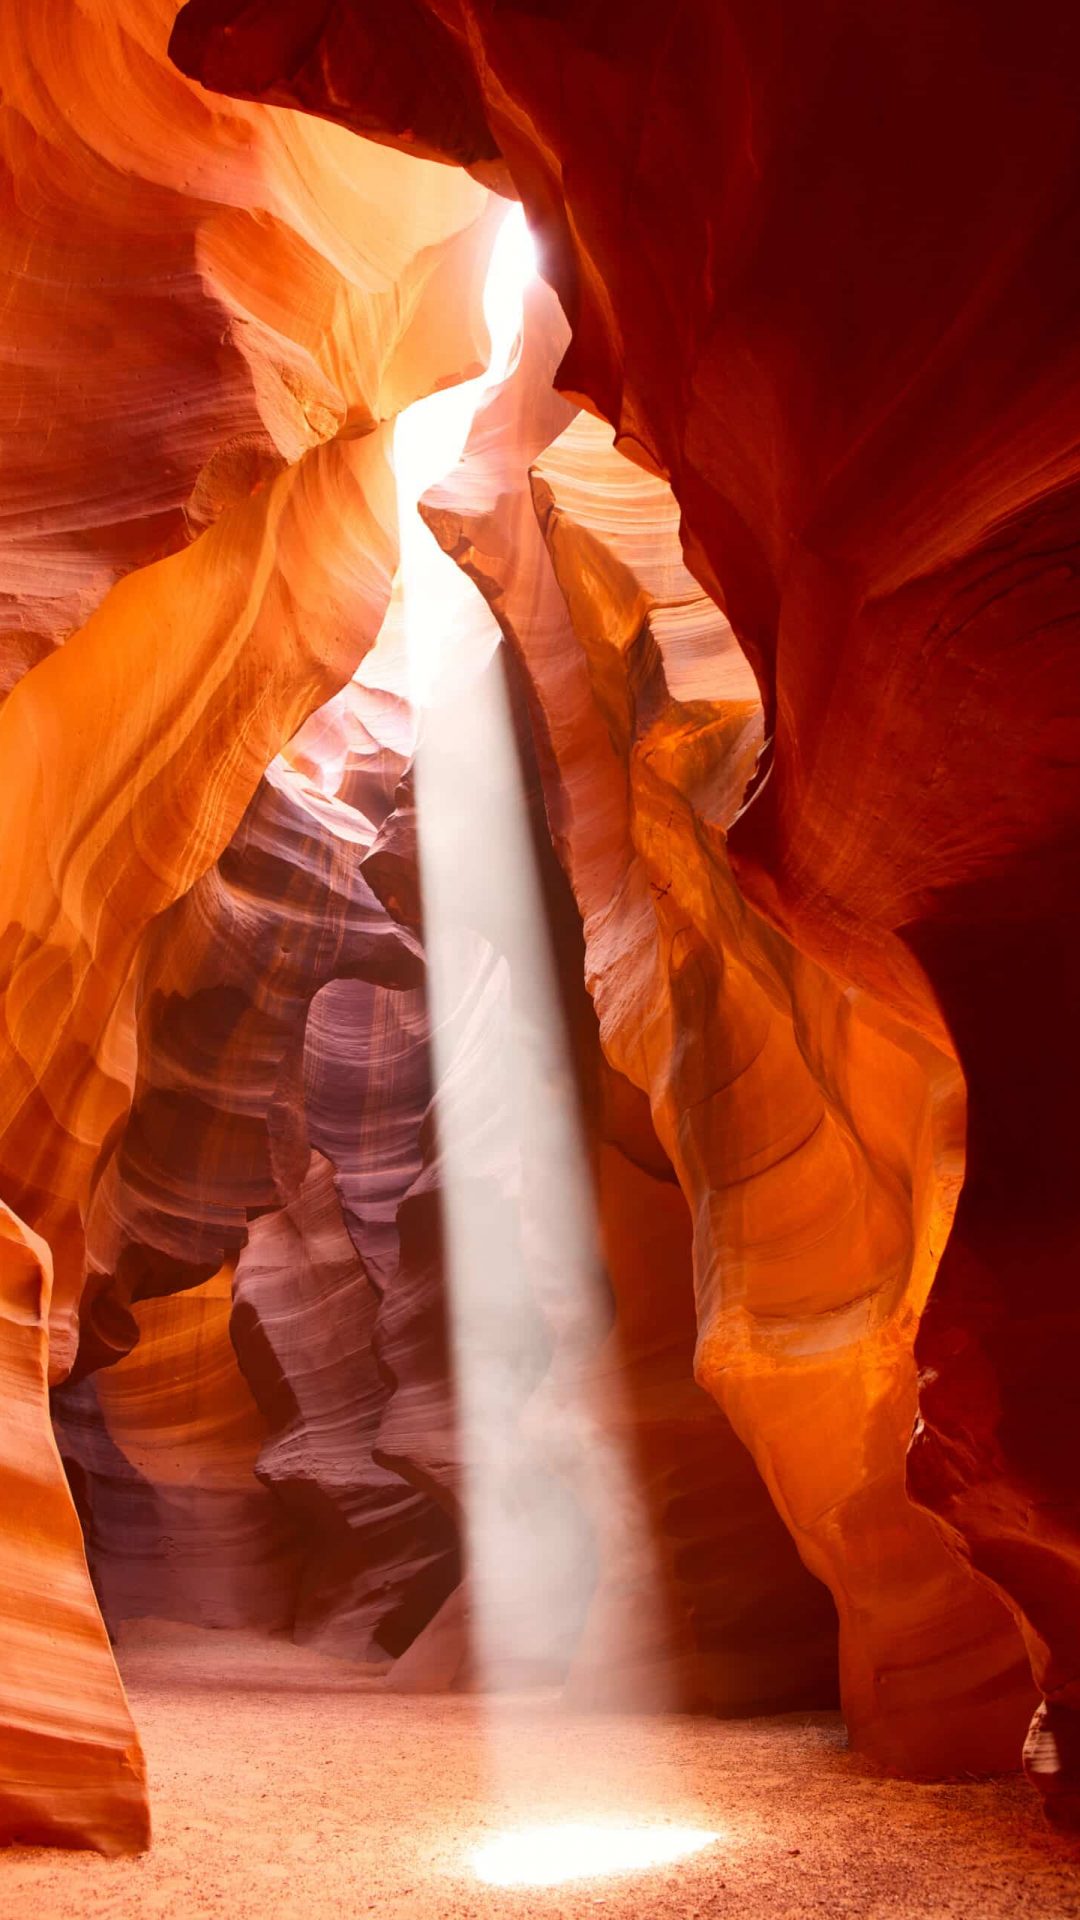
2,2,1080,1914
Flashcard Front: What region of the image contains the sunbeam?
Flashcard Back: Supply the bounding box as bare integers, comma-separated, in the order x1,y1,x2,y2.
393,207,668,1710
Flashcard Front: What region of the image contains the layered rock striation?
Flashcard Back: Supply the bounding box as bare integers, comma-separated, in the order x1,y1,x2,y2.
55,1262,299,1638
0,0,495,1849
422,289,1032,1765
2,0,1078,1856
0,1204,147,1852
173,0,1080,1807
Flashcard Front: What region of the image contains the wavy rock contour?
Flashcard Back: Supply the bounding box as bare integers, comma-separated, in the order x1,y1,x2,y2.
172,0,1080,1804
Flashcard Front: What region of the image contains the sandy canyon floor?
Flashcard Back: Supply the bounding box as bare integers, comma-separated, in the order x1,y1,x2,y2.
4,1627,1080,1920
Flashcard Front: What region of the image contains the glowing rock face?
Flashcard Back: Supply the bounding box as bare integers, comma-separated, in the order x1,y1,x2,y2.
422,281,841,1722
2,0,1078,1860
231,1146,460,1660
469,1822,718,1888
51,690,459,1659
0,0,491,672
0,0,492,1359
0,1203,147,1852
71,757,423,1374
0,0,496,1851
55,1264,300,1635
172,0,1080,1813
422,292,1032,1769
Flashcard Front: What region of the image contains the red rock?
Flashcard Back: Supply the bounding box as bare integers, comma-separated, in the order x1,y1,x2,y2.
0,1203,147,1852
423,373,841,1718
54,1262,299,1637
0,0,498,1849
172,0,1080,1806
75,757,423,1377
232,1152,459,1660
3,0,1078,1855
419,290,1033,1760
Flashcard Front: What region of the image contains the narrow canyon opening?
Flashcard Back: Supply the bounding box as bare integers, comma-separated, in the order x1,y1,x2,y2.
3,4,1080,1917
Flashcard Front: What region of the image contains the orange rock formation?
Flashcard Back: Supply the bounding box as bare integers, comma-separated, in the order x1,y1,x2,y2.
172,0,1080,1817
0,0,493,1848
422,290,1033,1766
56,1263,299,1635
2,0,1079,1858
0,1204,147,1850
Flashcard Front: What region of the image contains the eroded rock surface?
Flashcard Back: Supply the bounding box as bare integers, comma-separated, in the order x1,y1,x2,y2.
0,0,496,1848
54,1264,299,1637
0,1204,147,1852
3,0,1078,1855
421,295,1031,1764
173,0,1080,1806
232,1152,459,1661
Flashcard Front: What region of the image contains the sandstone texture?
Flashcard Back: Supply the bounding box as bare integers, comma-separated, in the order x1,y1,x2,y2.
1,0,1078,1858
0,1204,147,1851
173,0,1080,1809
0,0,491,1847
423,292,1031,1766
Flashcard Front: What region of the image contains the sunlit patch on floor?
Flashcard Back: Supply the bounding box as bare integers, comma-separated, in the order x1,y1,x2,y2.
468,1821,719,1887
